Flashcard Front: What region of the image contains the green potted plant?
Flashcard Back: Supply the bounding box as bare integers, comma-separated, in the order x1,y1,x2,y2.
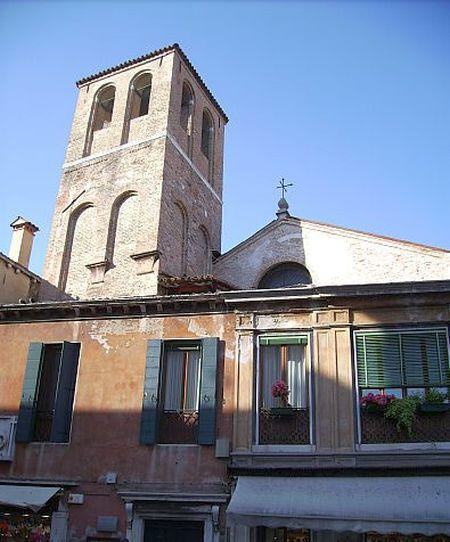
270,380,294,416
419,389,450,413
385,396,420,437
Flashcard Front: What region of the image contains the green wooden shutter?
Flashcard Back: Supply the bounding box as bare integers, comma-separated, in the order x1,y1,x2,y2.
50,342,80,443
355,333,402,387
16,343,44,443
198,337,219,445
140,340,163,445
356,330,450,388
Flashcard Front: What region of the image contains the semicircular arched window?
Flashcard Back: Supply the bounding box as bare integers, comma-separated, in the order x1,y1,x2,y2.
258,262,312,289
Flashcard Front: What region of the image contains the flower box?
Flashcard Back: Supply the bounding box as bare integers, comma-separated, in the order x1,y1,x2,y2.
419,403,450,414
363,404,386,415
269,406,295,417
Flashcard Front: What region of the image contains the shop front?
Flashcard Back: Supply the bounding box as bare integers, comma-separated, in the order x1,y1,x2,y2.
227,476,450,542
0,485,65,542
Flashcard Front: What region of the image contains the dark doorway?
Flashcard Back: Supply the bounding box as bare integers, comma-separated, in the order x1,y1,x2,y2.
144,520,204,542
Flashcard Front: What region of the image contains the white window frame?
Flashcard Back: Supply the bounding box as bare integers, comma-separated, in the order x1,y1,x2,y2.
353,325,450,451
253,332,314,451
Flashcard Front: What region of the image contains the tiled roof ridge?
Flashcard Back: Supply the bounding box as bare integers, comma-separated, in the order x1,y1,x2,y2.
75,43,228,122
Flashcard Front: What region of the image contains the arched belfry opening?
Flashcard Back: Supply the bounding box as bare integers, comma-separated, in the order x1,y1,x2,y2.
83,85,116,157
258,262,312,289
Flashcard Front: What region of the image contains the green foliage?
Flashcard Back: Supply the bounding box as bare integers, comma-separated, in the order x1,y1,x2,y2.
385,396,420,436
424,388,447,404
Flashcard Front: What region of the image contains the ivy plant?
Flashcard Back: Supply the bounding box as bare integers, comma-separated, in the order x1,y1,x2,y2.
385,396,420,437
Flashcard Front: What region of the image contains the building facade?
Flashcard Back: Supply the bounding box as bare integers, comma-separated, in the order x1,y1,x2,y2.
0,44,450,542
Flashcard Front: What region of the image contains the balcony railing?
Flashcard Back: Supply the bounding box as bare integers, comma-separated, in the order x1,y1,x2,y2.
159,410,199,444
258,408,310,445
360,410,450,444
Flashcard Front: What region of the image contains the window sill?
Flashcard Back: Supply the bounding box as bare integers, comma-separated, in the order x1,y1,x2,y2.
28,441,70,446
357,442,450,452
252,444,315,453
156,443,199,447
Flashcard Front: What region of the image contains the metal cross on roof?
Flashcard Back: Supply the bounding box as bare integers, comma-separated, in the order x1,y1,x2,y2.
277,178,293,199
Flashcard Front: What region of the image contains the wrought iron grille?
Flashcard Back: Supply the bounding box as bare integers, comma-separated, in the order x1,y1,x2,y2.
259,408,310,445
158,410,199,444
360,410,450,444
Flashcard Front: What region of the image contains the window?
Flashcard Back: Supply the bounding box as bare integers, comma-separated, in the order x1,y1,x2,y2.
140,338,219,446
180,82,194,133
258,336,310,445
129,72,152,120
259,263,312,289
260,337,308,409
16,342,80,443
356,329,450,398
162,344,200,412
92,86,115,132
201,109,214,160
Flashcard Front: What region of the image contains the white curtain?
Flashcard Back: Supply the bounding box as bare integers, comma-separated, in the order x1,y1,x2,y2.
287,345,307,408
185,350,200,411
261,346,282,408
163,349,184,410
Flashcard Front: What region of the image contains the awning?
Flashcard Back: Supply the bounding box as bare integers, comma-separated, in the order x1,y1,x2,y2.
227,476,450,535
0,485,61,512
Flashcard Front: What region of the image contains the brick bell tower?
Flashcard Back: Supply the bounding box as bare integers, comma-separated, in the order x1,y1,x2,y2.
43,44,227,300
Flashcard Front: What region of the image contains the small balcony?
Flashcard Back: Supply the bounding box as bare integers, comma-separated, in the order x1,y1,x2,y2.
158,410,198,444
360,409,450,444
258,408,310,445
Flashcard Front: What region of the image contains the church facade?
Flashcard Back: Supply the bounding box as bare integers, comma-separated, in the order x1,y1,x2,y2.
0,44,450,542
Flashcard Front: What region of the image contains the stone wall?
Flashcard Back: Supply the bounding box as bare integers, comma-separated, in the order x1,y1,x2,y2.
214,217,450,288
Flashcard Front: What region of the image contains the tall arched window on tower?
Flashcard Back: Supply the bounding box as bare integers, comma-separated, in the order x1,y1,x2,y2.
84,85,116,156
58,202,95,293
122,72,152,145
201,109,214,181
180,82,195,158
199,226,211,275
92,86,116,132
129,72,152,120
105,191,138,268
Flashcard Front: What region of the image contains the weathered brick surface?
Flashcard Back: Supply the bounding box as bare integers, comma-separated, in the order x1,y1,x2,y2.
43,49,226,299
213,217,450,288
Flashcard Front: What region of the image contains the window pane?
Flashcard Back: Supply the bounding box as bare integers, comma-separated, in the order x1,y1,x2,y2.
261,345,281,408
406,387,425,398
361,388,380,397
384,388,402,398
185,350,200,410
163,349,184,410
34,344,62,441
287,345,307,407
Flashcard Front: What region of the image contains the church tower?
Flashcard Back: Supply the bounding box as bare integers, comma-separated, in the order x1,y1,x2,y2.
43,44,227,299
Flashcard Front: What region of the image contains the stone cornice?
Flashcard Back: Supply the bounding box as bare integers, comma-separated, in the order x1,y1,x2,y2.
0,280,449,324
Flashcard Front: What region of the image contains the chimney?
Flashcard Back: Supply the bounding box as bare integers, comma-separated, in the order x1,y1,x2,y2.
9,217,39,268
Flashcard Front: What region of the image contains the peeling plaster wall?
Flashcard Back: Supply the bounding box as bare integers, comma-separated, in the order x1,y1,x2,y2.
213,218,450,289
0,312,235,540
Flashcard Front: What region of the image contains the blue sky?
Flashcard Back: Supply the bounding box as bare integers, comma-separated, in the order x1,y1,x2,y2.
0,1,449,274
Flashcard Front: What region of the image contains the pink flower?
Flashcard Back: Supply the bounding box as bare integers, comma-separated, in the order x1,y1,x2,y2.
360,393,396,408
271,380,290,399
